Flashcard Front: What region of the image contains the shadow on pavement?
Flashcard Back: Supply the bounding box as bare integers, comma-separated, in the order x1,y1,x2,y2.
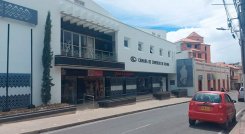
189,121,237,134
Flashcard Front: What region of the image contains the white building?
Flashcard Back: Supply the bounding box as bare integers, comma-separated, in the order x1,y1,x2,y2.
0,0,176,109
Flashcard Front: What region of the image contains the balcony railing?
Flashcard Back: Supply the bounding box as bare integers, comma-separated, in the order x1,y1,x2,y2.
61,43,116,62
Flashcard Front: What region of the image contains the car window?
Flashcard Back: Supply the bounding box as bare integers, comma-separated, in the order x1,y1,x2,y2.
240,88,244,91
192,93,221,103
224,94,232,103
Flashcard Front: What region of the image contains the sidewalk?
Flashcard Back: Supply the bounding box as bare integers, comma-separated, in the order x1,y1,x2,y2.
0,97,190,134
230,109,245,134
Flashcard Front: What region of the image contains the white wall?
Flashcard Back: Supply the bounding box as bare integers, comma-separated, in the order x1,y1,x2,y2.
1,0,62,106
117,24,176,74
176,51,189,59
1,0,178,106
138,28,167,40
83,0,114,18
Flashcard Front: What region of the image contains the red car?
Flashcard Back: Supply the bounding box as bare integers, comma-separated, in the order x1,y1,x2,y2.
188,91,236,129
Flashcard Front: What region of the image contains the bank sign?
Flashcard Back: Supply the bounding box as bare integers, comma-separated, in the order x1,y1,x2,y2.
130,56,170,66
0,0,38,25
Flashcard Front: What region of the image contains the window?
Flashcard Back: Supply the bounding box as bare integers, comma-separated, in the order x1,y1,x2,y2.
150,45,154,54
224,94,232,103
195,44,200,49
124,38,129,48
193,53,196,57
168,51,171,57
192,93,221,103
138,42,143,51
205,46,207,51
187,43,192,48
160,49,163,56
198,53,202,58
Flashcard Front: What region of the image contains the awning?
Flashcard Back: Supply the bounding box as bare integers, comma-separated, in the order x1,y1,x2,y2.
59,0,120,34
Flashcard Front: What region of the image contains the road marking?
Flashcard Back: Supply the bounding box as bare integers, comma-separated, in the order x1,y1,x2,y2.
236,108,245,119
121,124,151,134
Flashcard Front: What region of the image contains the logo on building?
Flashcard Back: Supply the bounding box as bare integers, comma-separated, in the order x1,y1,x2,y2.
130,56,170,66
130,56,137,62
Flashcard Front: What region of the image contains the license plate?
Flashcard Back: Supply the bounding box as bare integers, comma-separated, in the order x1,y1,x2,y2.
200,106,211,111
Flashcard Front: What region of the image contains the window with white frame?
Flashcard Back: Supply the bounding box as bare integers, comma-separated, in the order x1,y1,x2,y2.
160,48,163,56
150,45,154,54
124,38,129,48
138,42,143,51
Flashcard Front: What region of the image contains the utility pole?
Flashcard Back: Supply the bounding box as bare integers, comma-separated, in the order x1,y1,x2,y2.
238,0,245,86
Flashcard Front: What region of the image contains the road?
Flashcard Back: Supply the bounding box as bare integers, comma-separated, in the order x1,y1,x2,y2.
44,91,245,134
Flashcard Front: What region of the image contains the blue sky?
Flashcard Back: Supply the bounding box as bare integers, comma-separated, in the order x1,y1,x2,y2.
94,0,241,63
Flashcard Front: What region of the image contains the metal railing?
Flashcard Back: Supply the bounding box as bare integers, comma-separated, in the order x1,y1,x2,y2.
61,43,116,61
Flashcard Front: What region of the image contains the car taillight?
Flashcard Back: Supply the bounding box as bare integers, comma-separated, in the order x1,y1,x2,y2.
189,101,196,110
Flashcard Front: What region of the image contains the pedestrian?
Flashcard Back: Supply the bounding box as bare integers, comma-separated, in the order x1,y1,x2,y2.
221,88,225,92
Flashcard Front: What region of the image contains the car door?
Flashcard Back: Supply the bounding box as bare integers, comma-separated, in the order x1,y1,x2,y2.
224,94,235,120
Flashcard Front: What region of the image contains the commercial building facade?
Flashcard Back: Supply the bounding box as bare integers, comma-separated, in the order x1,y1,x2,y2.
0,0,176,109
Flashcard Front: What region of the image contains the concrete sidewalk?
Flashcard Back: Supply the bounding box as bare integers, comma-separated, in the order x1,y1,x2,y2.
0,97,190,134
230,109,245,134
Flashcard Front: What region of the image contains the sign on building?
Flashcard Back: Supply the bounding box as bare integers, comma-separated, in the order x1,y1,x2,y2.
177,59,193,87
0,0,38,25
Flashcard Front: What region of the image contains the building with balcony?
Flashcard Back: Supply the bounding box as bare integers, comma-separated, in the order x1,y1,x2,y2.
0,0,176,109
176,32,211,63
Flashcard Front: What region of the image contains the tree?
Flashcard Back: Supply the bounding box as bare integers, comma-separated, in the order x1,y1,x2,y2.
41,11,54,104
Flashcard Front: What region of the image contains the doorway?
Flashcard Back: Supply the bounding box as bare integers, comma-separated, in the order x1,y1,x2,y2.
61,76,77,104
198,80,202,91
83,77,105,100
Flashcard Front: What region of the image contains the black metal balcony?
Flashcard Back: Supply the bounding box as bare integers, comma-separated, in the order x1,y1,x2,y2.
55,43,125,70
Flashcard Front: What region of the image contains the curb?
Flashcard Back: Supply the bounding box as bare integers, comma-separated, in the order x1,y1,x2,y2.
24,100,190,134
229,108,245,134
0,106,76,124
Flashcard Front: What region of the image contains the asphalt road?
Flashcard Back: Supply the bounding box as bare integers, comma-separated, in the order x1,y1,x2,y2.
44,91,245,134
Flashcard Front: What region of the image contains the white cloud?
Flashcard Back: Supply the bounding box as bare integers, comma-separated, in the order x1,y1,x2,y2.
94,0,241,63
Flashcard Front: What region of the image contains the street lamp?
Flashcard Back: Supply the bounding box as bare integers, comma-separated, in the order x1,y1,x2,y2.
216,27,229,30
216,27,240,39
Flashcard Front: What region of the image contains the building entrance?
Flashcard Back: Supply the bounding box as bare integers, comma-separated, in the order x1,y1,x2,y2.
61,76,77,104
82,77,105,100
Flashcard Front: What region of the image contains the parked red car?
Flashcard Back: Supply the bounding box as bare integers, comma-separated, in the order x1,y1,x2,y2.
188,91,236,129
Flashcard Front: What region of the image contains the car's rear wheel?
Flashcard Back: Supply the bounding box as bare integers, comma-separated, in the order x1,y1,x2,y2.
221,121,229,130
232,115,237,124
189,119,196,126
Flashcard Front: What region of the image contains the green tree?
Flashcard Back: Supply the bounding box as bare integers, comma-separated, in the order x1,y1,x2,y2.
41,11,54,104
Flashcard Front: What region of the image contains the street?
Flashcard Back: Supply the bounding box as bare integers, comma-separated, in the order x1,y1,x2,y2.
44,91,245,134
